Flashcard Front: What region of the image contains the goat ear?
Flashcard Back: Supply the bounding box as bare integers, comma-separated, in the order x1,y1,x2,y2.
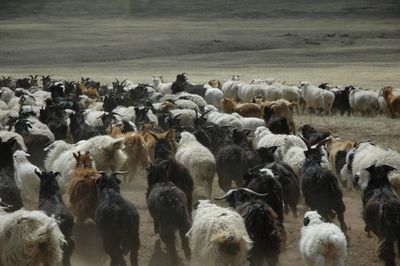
6,137,17,149
382,165,396,173
111,139,124,150
73,153,79,160
268,146,278,154
365,164,376,173
148,131,159,141
303,216,310,226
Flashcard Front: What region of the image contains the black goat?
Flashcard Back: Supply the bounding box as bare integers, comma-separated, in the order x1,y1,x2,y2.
300,124,330,146
36,170,74,266
232,128,261,168
242,169,284,225
171,73,207,97
263,105,290,135
69,112,106,142
39,106,68,140
361,164,400,266
301,137,347,235
332,86,351,116
216,188,285,266
257,145,300,217
95,172,140,266
207,125,250,192
149,130,193,214
0,137,23,212
147,180,191,263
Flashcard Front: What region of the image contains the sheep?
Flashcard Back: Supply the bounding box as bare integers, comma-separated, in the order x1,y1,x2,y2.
300,211,347,266
95,171,140,266
123,132,150,183
298,81,335,115
173,98,200,111
68,151,99,223
0,137,23,212
186,200,252,266
152,75,172,94
36,170,75,266
380,86,400,118
0,87,19,111
348,87,380,116
0,208,65,266
215,188,285,266
237,83,266,103
13,150,40,210
0,130,27,151
203,105,244,130
204,83,224,108
175,131,216,198
343,142,400,194
147,180,191,263
48,136,126,193
221,98,262,118
358,163,400,266
231,113,266,134
221,75,241,100
301,138,348,236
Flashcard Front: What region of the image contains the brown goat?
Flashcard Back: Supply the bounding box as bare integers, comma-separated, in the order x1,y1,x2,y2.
221,98,262,118
161,100,177,111
141,123,159,161
328,139,358,181
124,133,150,183
78,82,100,99
68,151,99,223
208,79,222,89
381,86,400,118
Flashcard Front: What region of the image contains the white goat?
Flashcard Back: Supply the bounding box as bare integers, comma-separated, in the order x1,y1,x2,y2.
152,76,172,94
0,209,65,266
349,87,380,116
175,132,216,198
300,211,347,266
13,150,40,210
299,82,335,115
186,200,252,266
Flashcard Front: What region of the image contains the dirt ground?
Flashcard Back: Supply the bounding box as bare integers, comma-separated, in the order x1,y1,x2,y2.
1,0,400,265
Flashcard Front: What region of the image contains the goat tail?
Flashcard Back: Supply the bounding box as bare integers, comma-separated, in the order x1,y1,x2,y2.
210,230,252,260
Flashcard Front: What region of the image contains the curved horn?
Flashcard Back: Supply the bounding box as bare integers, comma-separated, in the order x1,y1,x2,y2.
112,171,128,175
34,168,41,177
299,134,311,149
236,188,269,197
200,109,212,118
214,188,237,200
315,136,332,150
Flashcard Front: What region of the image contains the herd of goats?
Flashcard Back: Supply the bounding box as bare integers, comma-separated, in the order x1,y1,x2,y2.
0,73,399,266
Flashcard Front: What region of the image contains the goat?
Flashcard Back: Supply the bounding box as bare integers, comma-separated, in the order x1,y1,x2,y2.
147,177,191,263
301,137,348,236
68,151,99,223
216,188,285,266
36,169,75,266
380,86,400,118
186,200,251,266
221,98,262,118
95,171,140,266
300,211,347,266
0,137,23,212
263,105,290,135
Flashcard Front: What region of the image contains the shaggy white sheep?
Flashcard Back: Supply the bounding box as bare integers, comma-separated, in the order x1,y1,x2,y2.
13,150,41,210
0,208,65,266
349,88,380,116
175,132,216,198
170,109,198,128
237,83,266,103
341,142,400,193
186,200,252,266
204,84,224,109
299,81,335,115
174,99,200,111
0,131,27,151
300,211,347,266
231,113,266,135
203,105,244,130
221,75,241,100
0,87,19,111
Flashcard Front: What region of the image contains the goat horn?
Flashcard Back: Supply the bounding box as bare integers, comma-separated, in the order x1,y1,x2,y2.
315,136,332,150
299,134,311,149
200,109,212,118
236,188,269,197
112,171,128,175
214,188,237,200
